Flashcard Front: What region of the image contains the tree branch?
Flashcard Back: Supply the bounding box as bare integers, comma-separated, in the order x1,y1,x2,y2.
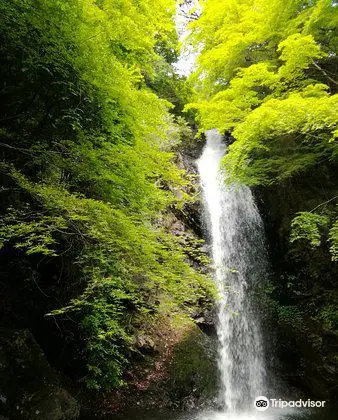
312,60,338,86
310,195,338,213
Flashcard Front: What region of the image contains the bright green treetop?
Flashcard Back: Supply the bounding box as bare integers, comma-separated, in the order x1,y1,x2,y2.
187,0,337,259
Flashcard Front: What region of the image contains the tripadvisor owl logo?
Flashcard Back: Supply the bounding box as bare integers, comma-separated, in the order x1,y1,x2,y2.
254,396,269,411
254,396,327,411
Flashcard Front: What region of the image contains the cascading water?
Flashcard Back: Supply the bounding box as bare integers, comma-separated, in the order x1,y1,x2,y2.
197,129,268,415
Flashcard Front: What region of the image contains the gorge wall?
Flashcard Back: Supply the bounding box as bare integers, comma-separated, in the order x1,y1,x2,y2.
257,165,337,400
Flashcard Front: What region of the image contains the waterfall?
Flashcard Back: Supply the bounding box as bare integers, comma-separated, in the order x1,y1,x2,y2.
197,130,267,414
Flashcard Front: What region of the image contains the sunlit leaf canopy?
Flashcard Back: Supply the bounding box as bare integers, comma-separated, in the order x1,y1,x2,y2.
0,0,214,390
187,0,338,183
187,0,338,259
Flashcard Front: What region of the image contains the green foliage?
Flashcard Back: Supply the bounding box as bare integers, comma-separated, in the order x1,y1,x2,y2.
187,0,337,182
316,303,338,331
278,305,307,333
329,218,338,261
290,212,330,247
0,0,213,390
0,208,67,256
187,0,338,260
277,33,324,81
224,90,337,184
290,205,338,261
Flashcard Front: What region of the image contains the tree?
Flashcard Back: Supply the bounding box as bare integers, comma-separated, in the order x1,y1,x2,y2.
0,0,213,389
187,0,338,259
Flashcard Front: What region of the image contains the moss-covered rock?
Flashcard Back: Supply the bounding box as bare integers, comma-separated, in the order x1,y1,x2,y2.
256,164,338,400
0,329,80,420
167,324,218,408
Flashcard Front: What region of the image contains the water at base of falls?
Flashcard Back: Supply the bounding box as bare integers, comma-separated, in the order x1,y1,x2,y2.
196,130,268,416
99,406,336,420
190,408,297,420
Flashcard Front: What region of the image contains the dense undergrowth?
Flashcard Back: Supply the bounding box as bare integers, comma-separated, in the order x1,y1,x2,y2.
0,0,214,390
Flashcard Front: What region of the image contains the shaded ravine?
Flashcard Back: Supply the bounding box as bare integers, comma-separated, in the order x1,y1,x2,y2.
87,131,336,420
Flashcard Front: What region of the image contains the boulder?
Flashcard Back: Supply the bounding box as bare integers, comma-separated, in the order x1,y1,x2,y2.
0,329,80,420
167,325,218,409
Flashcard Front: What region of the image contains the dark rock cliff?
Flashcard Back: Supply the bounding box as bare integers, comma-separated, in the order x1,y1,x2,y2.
0,329,80,420
255,164,338,400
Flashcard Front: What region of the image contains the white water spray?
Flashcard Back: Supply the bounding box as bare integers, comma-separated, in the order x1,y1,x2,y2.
197,130,267,414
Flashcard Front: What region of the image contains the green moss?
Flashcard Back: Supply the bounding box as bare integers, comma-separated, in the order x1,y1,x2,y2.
168,325,218,404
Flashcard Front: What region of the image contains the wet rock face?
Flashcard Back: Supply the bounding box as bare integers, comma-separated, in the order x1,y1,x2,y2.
167,325,219,409
174,137,207,239
0,329,80,420
255,174,338,400
192,311,217,336
134,335,158,355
